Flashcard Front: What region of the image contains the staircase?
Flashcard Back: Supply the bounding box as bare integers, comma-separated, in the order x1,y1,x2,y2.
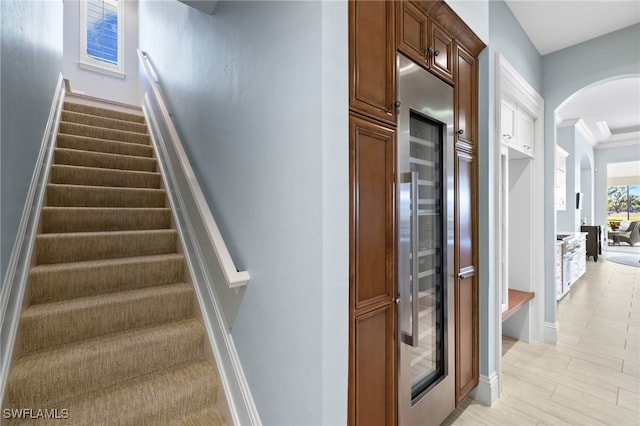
5,99,227,425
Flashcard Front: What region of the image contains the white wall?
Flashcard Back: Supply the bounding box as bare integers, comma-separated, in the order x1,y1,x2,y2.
62,0,139,105
138,1,348,424
1,0,63,287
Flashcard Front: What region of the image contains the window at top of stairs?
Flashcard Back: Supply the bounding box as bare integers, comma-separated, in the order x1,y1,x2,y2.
79,0,125,79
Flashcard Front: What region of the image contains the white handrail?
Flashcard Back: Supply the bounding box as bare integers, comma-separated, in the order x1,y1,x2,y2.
137,49,249,288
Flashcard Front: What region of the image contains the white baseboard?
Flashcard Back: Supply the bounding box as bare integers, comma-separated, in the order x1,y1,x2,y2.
544,321,558,343
469,372,499,406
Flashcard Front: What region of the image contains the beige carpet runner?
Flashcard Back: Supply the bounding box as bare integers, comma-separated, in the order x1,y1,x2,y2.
6,101,226,425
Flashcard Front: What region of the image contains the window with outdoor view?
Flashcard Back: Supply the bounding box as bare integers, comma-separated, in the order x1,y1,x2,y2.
607,185,640,228
79,0,125,78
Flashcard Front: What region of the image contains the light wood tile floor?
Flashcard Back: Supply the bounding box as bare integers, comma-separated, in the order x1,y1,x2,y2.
444,257,640,425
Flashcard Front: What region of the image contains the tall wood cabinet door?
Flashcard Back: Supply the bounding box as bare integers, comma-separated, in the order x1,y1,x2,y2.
455,45,477,148
349,114,396,426
454,149,479,405
349,1,396,126
349,115,396,310
350,304,395,426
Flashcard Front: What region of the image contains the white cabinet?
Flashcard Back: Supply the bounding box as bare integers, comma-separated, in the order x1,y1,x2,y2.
555,147,568,211
500,96,534,157
573,235,587,283
555,242,563,299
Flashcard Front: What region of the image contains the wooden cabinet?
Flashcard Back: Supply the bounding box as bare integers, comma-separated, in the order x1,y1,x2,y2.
581,225,601,262
454,44,479,405
397,1,454,83
455,45,476,149
454,149,478,405
348,105,396,424
349,1,396,126
349,1,484,422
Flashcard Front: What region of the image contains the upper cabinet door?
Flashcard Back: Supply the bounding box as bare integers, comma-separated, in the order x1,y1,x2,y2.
455,45,476,148
500,98,516,144
397,2,454,85
397,1,427,63
429,20,454,83
350,1,396,126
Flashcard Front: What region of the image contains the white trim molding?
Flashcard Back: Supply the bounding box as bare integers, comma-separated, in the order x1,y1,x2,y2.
470,373,500,406
544,321,559,343
0,74,66,405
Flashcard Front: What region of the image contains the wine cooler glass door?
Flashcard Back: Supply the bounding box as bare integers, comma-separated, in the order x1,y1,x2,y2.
397,53,455,426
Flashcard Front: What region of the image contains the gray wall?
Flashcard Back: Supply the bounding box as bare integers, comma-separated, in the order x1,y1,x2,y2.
542,23,640,327
138,1,348,424
476,0,541,382
1,0,63,287
62,0,139,105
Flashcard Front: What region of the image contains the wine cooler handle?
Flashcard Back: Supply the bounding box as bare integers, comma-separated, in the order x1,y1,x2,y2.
408,171,420,347
411,171,420,347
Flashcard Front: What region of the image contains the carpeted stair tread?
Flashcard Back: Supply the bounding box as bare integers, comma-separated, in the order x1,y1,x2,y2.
29,253,185,304
36,229,177,264
41,206,171,233
47,184,166,208
59,121,150,145
61,110,148,134
54,147,157,172
170,407,227,426
10,361,219,426
64,101,145,124
57,133,154,158
20,283,193,354
9,319,205,408
50,164,161,189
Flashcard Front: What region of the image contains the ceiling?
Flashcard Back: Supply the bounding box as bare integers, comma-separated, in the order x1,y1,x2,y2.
504,1,640,150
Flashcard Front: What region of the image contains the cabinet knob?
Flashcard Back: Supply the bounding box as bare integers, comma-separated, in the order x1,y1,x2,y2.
426,46,440,57
502,134,512,140
393,101,401,109
457,129,464,135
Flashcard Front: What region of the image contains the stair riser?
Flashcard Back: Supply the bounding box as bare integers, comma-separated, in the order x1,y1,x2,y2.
64,102,145,124
59,122,150,145
61,110,148,135
54,148,157,172
47,185,166,208
10,321,205,408
20,285,194,354
41,208,171,234
57,134,154,158
29,255,184,304
50,165,161,189
36,230,177,264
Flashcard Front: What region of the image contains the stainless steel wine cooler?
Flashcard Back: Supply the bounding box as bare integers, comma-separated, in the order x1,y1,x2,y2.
397,53,456,426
